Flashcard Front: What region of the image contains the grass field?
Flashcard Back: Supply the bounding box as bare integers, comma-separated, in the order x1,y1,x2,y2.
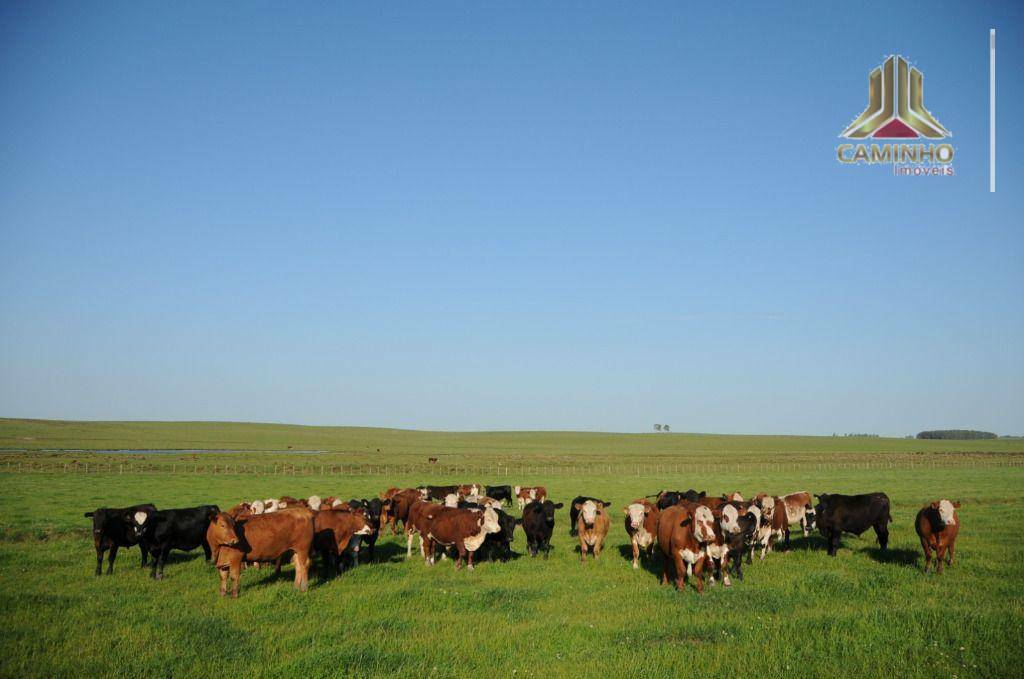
1,420,1023,677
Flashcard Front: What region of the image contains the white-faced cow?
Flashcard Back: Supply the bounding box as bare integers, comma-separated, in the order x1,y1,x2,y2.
623,500,659,569
915,499,960,574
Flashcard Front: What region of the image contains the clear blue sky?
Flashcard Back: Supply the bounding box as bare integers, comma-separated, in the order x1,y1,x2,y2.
1,2,1021,435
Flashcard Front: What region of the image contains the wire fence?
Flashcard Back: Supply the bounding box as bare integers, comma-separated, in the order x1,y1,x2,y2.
2,457,1023,478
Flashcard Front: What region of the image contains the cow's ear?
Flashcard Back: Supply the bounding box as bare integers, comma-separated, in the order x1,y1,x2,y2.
953,501,961,508
698,491,706,498
553,503,564,509
679,518,692,527
644,506,652,515
573,502,582,510
515,517,523,525
930,501,939,509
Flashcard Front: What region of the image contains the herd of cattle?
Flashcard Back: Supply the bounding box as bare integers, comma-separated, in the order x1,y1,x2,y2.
85,483,962,598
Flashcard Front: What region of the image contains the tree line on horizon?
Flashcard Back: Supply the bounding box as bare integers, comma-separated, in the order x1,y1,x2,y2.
916,429,998,440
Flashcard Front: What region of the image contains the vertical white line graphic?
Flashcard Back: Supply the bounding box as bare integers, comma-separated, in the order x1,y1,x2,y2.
990,29,996,193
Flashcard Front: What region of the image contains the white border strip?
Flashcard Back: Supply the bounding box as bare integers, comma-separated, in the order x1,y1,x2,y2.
990,29,996,193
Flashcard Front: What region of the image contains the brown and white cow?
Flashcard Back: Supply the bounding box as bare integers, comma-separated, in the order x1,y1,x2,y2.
207,508,315,598
656,504,714,593
574,500,609,562
723,491,744,502
915,499,960,574
752,494,786,559
514,486,547,510
623,500,659,569
404,499,437,559
780,491,817,545
422,506,501,569
457,484,483,497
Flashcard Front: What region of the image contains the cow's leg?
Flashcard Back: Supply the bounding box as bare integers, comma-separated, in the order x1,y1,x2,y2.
230,561,241,598
934,544,946,575
579,535,587,563
875,523,889,551
544,540,552,559
920,538,932,573
692,555,706,594
295,553,309,592
140,543,150,567
156,547,169,580
722,553,732,586
829,531,841,557
218,565,229,596
631,538,640,569
594,538,603,559
150,546,161,579
672,552,686,591
94,543,106,576
946,540,955,567
784,528,791,549
106,544,119,575
202,539,212,563
465,545,474,571
802,518,809,539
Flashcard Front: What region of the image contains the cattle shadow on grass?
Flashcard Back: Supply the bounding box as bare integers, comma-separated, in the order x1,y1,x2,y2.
369,541,408,563
616,544,661,580
863,547,918,567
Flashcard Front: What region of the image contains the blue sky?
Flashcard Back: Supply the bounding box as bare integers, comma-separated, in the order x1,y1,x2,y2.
1,2,1021,435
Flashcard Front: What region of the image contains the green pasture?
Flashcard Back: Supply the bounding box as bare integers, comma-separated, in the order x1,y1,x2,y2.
1,449,1022,677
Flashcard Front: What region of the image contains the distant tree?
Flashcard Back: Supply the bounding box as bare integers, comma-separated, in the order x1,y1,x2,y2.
653,424,662,432
916,430,997,440
663,425,670,432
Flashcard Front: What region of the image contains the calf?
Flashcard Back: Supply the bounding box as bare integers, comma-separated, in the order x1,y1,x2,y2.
656,504,713,593
780,491,817,546
405,499,438,559
574,500,609,562
623,500,660,569
313,508,373,574
752,494,786,559
814,492,892,556
84,503,157,575
207,508,316,598
422,506,501,569
138,505,220,579
569,496,611,536
724,507,758,582
485,485,513,505
915,499,960,574
521,500,564,558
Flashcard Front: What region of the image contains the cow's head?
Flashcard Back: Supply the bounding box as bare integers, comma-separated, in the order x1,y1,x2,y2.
307,495,322,511
575,500,602,529
720,504,740,534
208,512,240,547
692,505,716,543
513,486,522,496
934,500,959,526
813,494,831,521
417,488,430,501
624,502,649,530
480,507,502,535
124,508,152,540
758,495,775,519
249,500,266,515
263,498,281,513
746,504,763,528
444,493,459,508
542,501,563,524
804,503,817,530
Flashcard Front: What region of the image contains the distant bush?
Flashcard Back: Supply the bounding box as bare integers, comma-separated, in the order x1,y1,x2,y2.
916,430,998,440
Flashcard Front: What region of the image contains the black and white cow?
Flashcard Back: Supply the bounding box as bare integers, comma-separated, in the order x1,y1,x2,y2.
654,489,705,510
482,508,520,561
84,503,157,575
347,498,384,563
137,505,220,579
814,492,892,556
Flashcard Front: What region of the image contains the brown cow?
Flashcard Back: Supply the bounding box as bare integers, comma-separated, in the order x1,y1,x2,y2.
656,504,713,593
574,500,609,562
698,496,728,511
422,506,501,570
752,494,787,559
382,488,421,535
623,500,660,569
379,487,401,500
207,508,315,598
314,508,373,574
916,499,961,574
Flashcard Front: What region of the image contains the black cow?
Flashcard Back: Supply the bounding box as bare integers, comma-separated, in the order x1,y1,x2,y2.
420,485,459,501
482,508,520,561
485,485,513,505
814,492,892,556
84,503,157,575
568,496,611,536
347,498,383,563
521,500,563,558
137,505,219,579
654,489,705,510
